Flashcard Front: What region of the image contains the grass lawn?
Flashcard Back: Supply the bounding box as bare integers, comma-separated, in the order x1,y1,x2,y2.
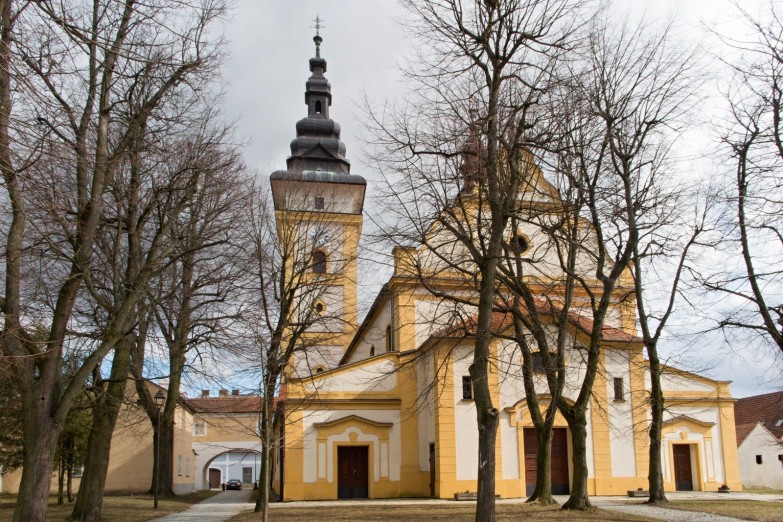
230,502,657,521
0,490,217,522
741,488,783,495
668,500,783,522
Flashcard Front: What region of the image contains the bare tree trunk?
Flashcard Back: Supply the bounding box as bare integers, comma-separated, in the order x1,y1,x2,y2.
254,405,272,521
562,414,590,510
255,373,278,519
134,348,182,498
528,422,555,504
58,459,65,505
472,382,498,522
257,447,270,521
647,353,667,503
154,413,176,497
67,464,74,503
70,339,132,521
146,417,174,498
14,416,59,522
471,258,502,522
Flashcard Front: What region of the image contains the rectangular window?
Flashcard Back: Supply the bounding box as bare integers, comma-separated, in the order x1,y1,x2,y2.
386,325,395,352
72,464,84,478
531,351,556,373
178,455,183,476
315,196,325,209
613,377,625,401
193,420,206,436
186,456,190,477
462,375,473,400
756,455,763,465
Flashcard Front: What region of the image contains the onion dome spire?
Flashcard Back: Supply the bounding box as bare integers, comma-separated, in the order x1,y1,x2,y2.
270,21,366,192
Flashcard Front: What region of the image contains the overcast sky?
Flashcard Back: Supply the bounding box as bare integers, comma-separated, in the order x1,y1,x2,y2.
216,0,780,398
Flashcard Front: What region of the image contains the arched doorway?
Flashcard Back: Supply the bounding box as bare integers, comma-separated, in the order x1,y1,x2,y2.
204,450,262,489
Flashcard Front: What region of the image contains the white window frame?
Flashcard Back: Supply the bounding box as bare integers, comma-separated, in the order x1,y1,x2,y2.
193,420,207,437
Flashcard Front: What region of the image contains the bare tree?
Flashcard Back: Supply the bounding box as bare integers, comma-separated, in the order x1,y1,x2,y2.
69,116,243,520
130,122,247,504
237,180,363,519
367,2,583,518
493,169,585,506
704,2,783,356
0,1,227,520
541,15,701,508
55,389,90,506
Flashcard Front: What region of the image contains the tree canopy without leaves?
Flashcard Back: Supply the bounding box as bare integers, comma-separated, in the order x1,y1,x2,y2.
0,1,229,520
369,1,584,519
703,2,783,357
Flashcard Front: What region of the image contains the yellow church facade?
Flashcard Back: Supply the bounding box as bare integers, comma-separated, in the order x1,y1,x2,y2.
268,34,741,502
276,260,741,500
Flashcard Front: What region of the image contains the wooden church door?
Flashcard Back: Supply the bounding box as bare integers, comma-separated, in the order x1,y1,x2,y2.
338,446,369,499
673,445,694,491
524,428,570,495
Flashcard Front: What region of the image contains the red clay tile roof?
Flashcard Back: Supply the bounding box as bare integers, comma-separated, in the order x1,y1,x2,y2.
735,422,759,446
734,391,783,443
567,314,640,342
433,304,641,344
187,396,269,414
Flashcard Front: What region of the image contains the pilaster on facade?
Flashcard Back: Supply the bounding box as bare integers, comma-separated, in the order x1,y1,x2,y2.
590,351,613,483
628,347,650,478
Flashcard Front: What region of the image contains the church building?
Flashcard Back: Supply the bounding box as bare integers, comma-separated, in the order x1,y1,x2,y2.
269,34,742,501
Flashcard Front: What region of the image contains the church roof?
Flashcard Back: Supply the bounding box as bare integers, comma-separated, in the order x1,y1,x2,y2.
734,391,783,443
270,31,365,187
429,302,642,345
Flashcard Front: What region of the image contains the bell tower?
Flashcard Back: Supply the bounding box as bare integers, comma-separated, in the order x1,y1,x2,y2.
270,27,366,369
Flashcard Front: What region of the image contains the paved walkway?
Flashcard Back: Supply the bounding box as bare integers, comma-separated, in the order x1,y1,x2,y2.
588,493,754,522
589,492,783,521
156,490,782,522
152,489,254,521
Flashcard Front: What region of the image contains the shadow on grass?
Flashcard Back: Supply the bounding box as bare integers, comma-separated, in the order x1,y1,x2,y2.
0,490,218,522
229,502,659,522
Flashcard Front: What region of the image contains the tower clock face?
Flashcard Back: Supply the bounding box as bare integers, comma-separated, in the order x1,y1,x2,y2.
310,228,330,243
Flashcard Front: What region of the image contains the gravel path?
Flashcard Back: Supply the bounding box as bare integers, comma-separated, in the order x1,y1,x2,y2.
151,490,254,521
588,492,781,522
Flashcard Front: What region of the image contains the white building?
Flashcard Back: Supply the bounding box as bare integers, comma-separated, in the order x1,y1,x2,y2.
735,392,783,490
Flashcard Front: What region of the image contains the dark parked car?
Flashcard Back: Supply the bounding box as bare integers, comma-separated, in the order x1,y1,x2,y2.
225,479,242,490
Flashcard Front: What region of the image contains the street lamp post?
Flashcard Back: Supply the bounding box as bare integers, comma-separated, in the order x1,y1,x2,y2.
154,390,165,510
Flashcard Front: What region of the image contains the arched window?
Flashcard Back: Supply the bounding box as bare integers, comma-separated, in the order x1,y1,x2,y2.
312,250,327,273
315,366,325,374
369,346,375,357
315,100,322,114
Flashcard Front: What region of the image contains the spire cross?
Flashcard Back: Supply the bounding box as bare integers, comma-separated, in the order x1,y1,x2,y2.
312,15,325,57
313,15,324,36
